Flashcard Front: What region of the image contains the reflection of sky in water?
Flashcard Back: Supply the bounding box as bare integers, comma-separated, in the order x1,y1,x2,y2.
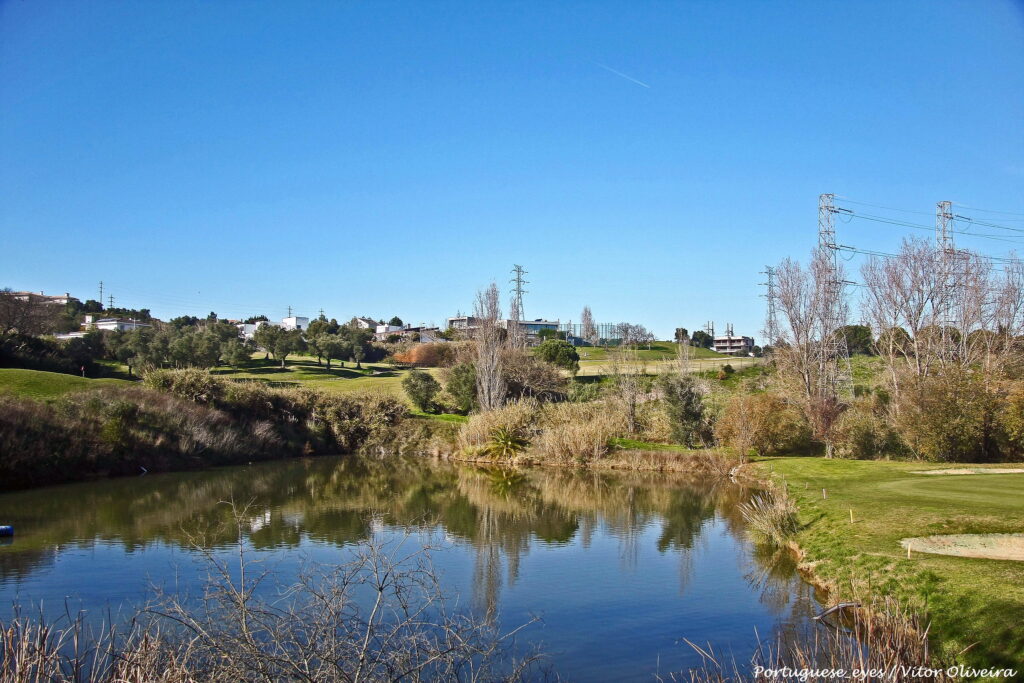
0,457,822,681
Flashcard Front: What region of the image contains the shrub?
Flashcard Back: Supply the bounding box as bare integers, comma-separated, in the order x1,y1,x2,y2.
392,342,454,367
567,380,601,403
895,371,1001,462
714,392,811,457
502,350,567,401
534,339,580,375
657,373,711,447
143,367,225,404
402,369,441,412
457,400,538,455
443,362,477,413
833,399,906,460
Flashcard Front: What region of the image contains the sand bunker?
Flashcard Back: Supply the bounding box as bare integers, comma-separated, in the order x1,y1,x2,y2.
910,467,1024,475
901,534,1024,561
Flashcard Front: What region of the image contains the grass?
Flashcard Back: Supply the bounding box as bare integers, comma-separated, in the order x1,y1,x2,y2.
755,457,1024,671
0,368,131,400
206,354,443,402
572,341,725,362
576,356,759,378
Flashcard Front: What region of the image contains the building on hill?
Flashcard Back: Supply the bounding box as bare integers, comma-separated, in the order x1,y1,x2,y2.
354,317,378,330
83,315,151,332
713,331,754,355
446,315,559,346
282,316,309,331
11,291,77,306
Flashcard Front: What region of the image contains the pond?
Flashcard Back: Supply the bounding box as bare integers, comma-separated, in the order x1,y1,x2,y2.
0,456,823,680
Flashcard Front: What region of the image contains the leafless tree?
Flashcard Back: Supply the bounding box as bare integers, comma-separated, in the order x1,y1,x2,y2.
607,345,647,434
860,237,1024,398
0,289,61,337
772,250,847,456
580,306,598,346
474,283,507,412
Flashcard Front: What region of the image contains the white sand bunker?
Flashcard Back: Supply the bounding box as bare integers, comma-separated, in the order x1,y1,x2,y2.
910,467,1024,475
901,534,1024,562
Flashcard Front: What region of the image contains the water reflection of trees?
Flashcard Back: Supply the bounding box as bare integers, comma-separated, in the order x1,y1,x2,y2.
0,456,792,620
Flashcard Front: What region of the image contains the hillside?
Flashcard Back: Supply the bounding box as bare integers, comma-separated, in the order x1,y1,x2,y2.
0,368,132,400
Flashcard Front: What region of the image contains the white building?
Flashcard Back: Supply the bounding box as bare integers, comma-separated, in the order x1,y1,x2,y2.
713,334,755,355
83,315,151,332
236,321,272,340
282,316,309,331
354,317,378,330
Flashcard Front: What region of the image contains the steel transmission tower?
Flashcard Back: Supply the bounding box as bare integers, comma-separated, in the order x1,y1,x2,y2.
761,266,778,348
817,193,853,397
935,200,960,362
508,265,529,347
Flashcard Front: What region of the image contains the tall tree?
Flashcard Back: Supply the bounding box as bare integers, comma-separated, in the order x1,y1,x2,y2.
474,283,506,411
580,306,598,345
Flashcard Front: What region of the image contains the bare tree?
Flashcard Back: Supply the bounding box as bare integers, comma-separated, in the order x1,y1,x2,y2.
0,289,61,337
580,306,598,346
474,283,507,412
860,237,1024,398
772,250,846,456
607,345,647,434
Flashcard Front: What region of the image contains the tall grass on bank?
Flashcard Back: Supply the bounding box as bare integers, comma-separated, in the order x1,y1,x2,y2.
671,596,954,683
739,487,799,547
0,524,542,682
0,369,407,491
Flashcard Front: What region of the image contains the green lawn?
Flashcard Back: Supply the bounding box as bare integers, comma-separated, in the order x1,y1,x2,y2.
0,368,131,400
206,354,439,402
757,457,1024,670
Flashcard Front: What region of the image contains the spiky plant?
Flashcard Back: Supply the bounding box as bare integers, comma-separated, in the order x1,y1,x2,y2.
485,426,528,459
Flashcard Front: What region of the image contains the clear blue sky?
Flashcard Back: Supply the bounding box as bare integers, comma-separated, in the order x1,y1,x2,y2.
3,1,1023,339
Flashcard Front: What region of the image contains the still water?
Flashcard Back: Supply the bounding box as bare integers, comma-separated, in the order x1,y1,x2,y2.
0,456,822,680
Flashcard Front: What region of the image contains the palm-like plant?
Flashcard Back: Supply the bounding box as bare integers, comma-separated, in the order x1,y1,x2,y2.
485,426,528,458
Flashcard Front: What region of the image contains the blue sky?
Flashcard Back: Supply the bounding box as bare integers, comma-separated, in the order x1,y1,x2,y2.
2,1,1023,339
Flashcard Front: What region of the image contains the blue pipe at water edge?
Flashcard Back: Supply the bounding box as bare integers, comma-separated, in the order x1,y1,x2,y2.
0,526,13,537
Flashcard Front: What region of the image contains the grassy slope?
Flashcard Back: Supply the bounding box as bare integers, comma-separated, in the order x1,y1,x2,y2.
573,341,725,361
0,368,131,400
756,457,1024,670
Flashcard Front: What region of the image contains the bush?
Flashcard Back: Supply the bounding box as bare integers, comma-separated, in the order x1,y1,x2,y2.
457,400,538,456
443,362,477,413
392,343,454,367
534,339,580,375
657,373,711,447
833,399,906,460
715,392,811,457
402,369,441,412
895,371,1001,462
0,370,409,491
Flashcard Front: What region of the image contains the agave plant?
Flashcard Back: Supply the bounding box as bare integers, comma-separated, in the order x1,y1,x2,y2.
485,426,528,459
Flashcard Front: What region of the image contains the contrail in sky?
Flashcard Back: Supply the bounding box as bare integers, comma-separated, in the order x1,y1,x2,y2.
592,61,650,89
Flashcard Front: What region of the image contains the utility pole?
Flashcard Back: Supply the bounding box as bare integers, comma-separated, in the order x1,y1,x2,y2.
318,307,325,320
108,294,114,309
817,193,853,399
761,265,778,348
98,281,104,305
287,305,292,318
705,321,714,338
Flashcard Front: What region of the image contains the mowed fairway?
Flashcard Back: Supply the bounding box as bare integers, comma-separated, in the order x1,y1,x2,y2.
208,354,436,401
761,457,1024,669
0,368,130,400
